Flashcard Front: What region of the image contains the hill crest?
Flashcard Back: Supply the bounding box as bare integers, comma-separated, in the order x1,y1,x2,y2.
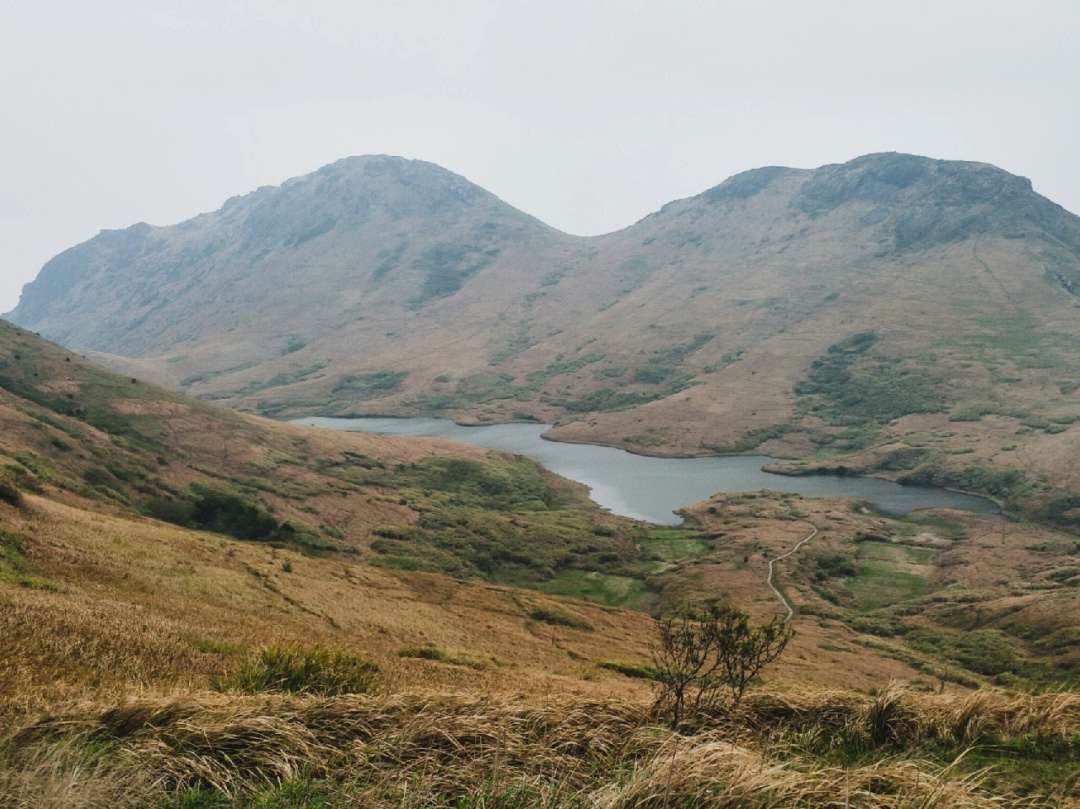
8,151,1080,508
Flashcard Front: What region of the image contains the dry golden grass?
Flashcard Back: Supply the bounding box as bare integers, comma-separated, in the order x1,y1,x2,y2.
3,685,1078,808
0,489,657,719
2,320,1079,806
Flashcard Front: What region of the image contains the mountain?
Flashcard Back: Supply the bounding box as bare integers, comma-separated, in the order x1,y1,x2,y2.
10,152,1080,506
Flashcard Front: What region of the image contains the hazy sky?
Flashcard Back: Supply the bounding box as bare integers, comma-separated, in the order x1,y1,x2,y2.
3,0,1079,313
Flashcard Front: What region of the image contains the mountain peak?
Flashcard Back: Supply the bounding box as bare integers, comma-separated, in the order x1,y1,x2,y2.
791,151,1078,252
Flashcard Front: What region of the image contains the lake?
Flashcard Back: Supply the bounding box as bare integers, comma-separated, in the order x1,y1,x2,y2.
297,417,1000,525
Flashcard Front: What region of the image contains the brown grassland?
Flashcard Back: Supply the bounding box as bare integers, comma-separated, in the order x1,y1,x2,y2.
1,321,1080,806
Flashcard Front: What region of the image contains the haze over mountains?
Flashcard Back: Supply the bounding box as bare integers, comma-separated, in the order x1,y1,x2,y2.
10,152,1080,502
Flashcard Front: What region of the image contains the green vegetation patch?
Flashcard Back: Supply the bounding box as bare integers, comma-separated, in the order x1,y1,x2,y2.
0,470,22,507
616,254,655,292
899,464,1031,506
631,364,672,384
529,605,594,631
886,511,968,542
232,364,326,396
906,628,1023,678
372,239,409,283
628,335,713,387
597,659,659,680
943,309,1080,376
555,388,666,413
144,485,334,553
400,456,556,511
535,569,651,609
795,332,946,425
948,402,1028,422
525,353,604,389
0,528,52,589
332,370,408,398
410,242,495,308
397,644,498,669
408,371,533,412
554,362,699,413
491,327,535,365
281,337,307,355
217,645,378,695
639,527,710,563
874,447,937,471
362,455,660,605
1035,494,1080,531
714,423,799,453
844,541,933,612
623,432,667,448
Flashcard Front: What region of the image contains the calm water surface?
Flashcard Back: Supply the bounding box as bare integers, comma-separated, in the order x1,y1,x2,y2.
297,417,1000,525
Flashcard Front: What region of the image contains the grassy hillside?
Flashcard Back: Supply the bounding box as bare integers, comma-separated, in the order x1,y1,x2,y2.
0,318,685,603
2,324,1080,805
2,320,1079,695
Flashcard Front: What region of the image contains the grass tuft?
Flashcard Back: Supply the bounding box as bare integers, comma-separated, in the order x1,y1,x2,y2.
597,660,659,680
529,606,594,631
396,644,498,670
215,645,378,696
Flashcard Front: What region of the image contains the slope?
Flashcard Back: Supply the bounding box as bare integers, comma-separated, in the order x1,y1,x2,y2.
2,327,1080,807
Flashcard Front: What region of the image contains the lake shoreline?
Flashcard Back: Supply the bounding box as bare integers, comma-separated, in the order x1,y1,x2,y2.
295,416,1001,525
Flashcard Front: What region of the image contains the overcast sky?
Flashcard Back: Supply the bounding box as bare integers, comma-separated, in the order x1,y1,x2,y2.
3,0,1079,313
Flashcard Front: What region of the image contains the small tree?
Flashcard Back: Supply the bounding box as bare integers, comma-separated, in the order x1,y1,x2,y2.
651,602,793,726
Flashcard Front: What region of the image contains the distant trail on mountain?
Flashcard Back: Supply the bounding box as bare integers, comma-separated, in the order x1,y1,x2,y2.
766,524,818,623
971,236,1016,310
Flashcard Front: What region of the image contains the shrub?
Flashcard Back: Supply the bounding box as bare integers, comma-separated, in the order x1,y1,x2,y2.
145,486,330,551
218,645,378,695
631,364,671,384
143,496,195,525
332,370,408,398
875,447,935,471
530,606,594,631
652,603,793,725
0,474,21,507
900,464,1031,504
795,333,945,424
396,644,496,669
0,528,39,588
948,402,1027,422
808,554,857,581
598,660,658,680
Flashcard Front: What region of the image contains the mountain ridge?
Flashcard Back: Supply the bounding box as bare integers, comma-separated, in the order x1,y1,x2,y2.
9,151,1080,508
15,151,1079,331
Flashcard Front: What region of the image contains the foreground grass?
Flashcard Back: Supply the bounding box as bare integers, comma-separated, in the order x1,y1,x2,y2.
2,686,1078,808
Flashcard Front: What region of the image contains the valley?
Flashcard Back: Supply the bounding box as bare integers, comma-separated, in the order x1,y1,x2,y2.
4,154,1080,806
301,415,999,522
9,153,1080,523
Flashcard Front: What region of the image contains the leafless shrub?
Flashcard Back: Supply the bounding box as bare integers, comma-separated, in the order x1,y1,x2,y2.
651,603,793,725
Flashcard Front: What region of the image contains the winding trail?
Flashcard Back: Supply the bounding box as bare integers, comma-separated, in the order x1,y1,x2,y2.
766,523,818,622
